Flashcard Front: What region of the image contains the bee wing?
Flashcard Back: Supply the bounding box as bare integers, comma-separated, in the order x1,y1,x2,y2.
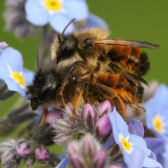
92,39,159,49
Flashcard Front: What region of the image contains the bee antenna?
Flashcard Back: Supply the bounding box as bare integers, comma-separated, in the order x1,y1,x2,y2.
57,34,62,43
61,18,76,38
36,47,40,69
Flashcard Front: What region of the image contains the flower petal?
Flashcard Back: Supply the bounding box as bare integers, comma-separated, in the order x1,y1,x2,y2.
75,13,109,31
63,0,88,21
143,156,162,168
25,0,49,26
108,109,129,144
0,47,23,71
23,69,34,86
49,13,74,34
128,148,145,168
1,76,25,96
129,119,144,137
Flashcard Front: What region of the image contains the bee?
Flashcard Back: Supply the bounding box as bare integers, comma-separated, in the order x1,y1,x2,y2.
27,20,159,121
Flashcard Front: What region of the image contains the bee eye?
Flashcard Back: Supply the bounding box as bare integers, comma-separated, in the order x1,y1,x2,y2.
57,36,77,63
84,38,92,44
84,38,93,49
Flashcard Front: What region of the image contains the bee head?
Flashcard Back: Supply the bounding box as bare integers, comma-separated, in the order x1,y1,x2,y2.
57,35,78,63
54,18,78,63
27,69,60,110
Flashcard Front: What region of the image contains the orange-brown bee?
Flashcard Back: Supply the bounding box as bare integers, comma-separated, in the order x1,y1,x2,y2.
27,24,159,121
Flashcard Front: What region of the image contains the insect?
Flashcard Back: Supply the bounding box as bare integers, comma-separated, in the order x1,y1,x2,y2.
27,20,159,122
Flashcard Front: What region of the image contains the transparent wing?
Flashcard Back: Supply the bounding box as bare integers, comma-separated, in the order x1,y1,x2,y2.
91,39,159,49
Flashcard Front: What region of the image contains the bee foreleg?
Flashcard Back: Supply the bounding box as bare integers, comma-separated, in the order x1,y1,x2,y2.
72,86,84,121
95,83,128,122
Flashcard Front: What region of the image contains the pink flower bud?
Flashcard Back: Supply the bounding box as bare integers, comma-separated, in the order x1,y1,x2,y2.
93,150,106,168
67,141,79,155
96,114,112,136
35,148,49,163
69,154,85,168
83,104,95,121
98,100,113,116
16,142,30,158
82,134,96,157
45,108,62,126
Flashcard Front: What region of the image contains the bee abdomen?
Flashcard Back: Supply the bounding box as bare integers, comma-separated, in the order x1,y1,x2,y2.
108,46,150,76
133,52,150,76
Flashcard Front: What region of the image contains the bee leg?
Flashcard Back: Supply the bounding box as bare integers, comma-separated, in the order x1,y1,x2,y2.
42,107,48,124
70,78,89,121
95,83,128,123
59,61,84,103
71,87,84,121
90,60,101,85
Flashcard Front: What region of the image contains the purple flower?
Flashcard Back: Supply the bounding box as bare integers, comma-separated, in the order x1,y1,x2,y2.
45,106,63,126
92,150,106,168
25,0,88,34
16,142,30,158
35,147,49,162
0,47,34,97
83,104,96,121
108,109,162,168
98,100,113,116
96,114,112,136
67,134,107,168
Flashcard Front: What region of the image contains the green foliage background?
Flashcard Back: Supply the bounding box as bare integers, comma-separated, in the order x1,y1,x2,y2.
0,0,167,160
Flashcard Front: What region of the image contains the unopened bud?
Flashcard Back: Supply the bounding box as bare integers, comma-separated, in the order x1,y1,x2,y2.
96,114,112,136
35,147,49,163
16,142,30,158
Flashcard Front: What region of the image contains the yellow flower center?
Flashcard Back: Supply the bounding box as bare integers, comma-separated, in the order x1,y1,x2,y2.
153,115,163,133
44,0,62,12
12,72,25,86
120,137,132,152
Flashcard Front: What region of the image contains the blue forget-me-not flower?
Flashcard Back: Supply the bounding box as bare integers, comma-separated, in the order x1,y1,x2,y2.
145,84,168,138
25,0,88,34
108,109,162,168
0,45,33,97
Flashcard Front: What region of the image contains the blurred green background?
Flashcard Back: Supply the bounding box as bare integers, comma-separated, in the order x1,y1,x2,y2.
0,0,167,117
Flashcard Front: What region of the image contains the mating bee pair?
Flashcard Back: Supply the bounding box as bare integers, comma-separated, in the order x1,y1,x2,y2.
27,20,159,122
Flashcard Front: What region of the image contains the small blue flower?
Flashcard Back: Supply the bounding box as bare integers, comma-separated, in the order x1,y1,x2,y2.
145,84,168,138
0,47,34,97
75,13,109,31
25,0,88,34
108,109,162,168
